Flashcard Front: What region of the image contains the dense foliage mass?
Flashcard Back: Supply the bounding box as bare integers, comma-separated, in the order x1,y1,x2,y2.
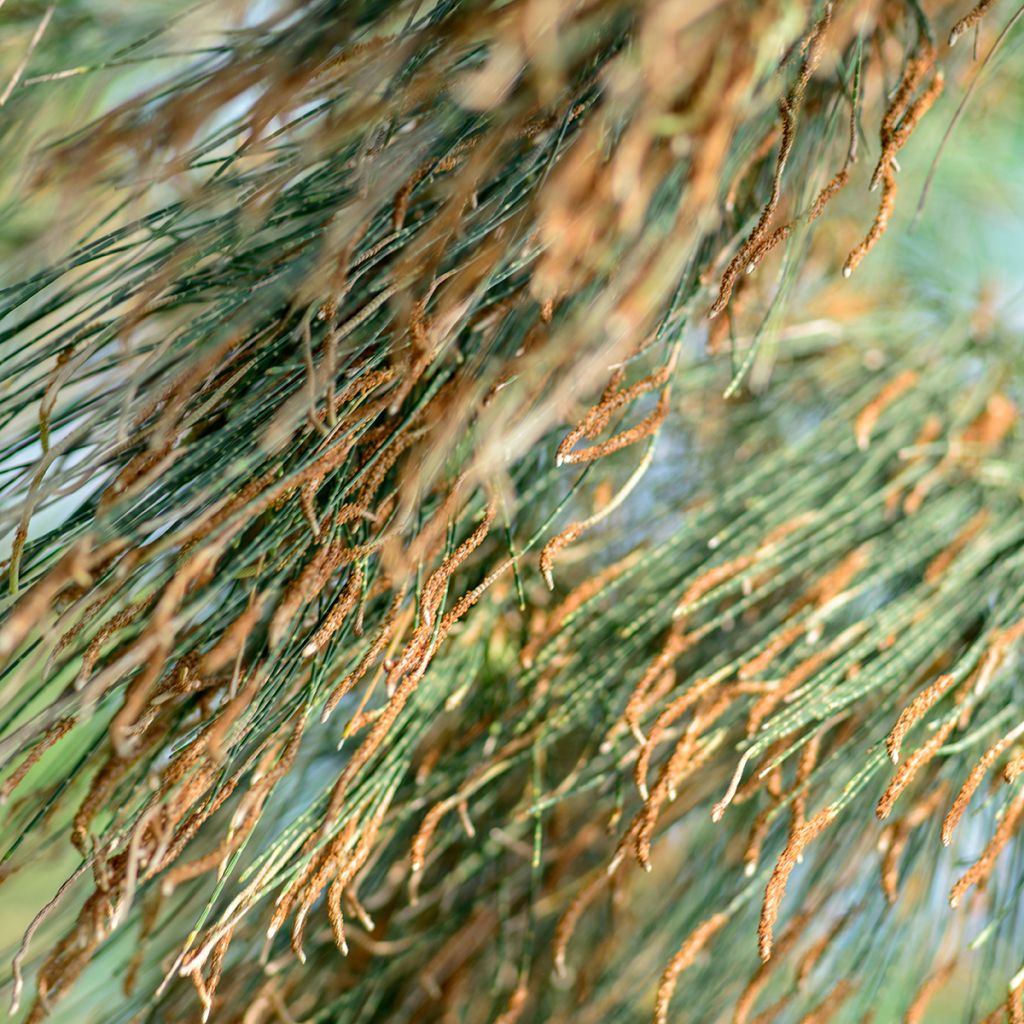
1,1,1023,1021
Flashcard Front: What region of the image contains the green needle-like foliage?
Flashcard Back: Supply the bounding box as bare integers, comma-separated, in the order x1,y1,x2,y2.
0,2,1023,1022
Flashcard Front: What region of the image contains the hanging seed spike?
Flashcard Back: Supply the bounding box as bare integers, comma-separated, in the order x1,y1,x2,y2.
885,671,956,764
190,927,232,1024
290,851,340,965
493,981,529,1024
843,166,896,277
321,588,406,723
552,869,610,979
410,798,450,874
620,659,678,747
161,718,303,895
303,564,364,657
539,521,585,591
46,587,113,674
557,389,670,467
327,876,348,954
653,912,729,1024
154,764,247,880
848,55,944,275
878,714,961,823
977,995,1016,1024
710,0,836,318
542,434,661,591
758,805,836,962
744,222,793,277
324,594,456,820
555,364,662,465
950,787,1024,908
72,740,152,854
634,673,721,799
203,592,267,674
9,860,90,1015
744,164,851,279
72,596,149,691
949,0,997,46
418,497,498,625
272,541,343,648
0,716,75,806
299,478,322,539
266,849,322,943
344,888,374,934
885,70,945,168
808,167,850,223
793,731,823,794
943,721,1024,846
634,698,731,869
870,48,936,192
